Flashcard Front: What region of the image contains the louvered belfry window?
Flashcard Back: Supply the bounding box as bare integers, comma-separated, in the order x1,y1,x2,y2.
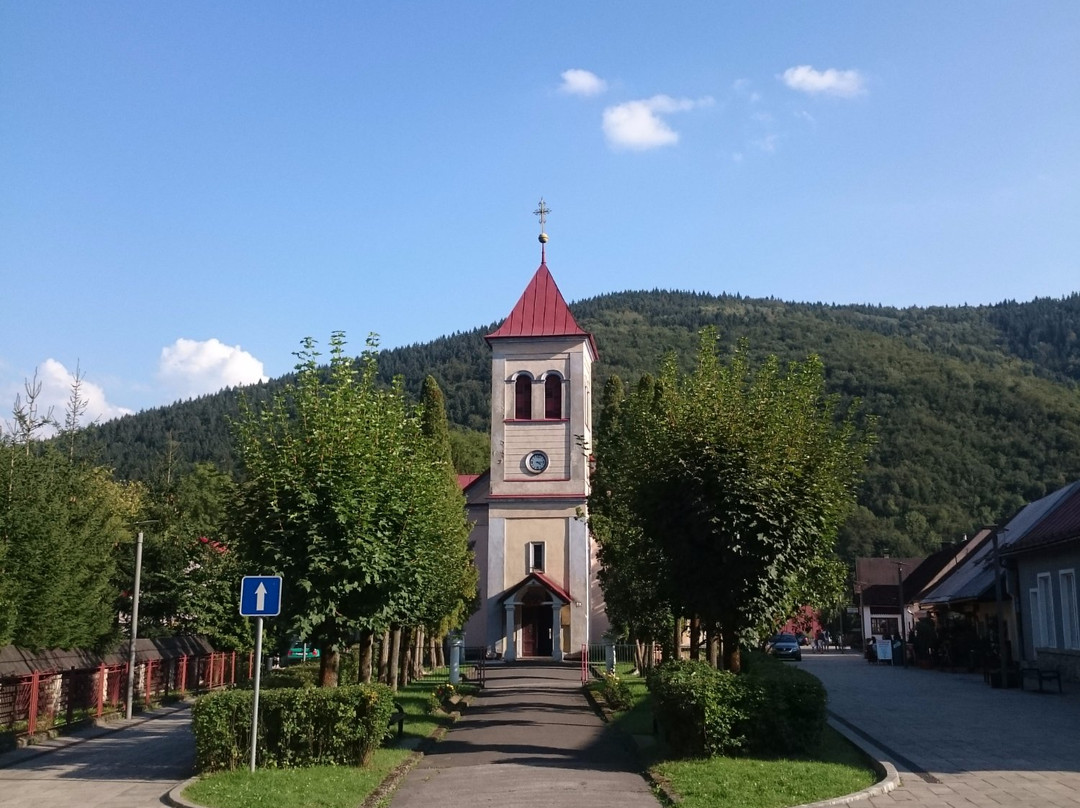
545,375,562,419
515,375,532,420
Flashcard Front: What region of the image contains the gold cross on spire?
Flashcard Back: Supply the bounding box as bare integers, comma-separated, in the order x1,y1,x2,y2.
534,198,550,232
534,198,550,250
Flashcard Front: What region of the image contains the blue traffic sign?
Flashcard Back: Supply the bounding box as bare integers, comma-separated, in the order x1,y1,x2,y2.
240,576,282,617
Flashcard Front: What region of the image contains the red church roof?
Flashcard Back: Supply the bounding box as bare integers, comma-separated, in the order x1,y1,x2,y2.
486,262,598,358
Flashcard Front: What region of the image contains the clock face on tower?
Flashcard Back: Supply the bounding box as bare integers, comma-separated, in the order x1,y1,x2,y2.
526,450,549,473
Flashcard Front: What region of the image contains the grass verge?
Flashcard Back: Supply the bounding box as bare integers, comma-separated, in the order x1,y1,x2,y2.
181,748,412,808
182,669,477,808
597,669,877,808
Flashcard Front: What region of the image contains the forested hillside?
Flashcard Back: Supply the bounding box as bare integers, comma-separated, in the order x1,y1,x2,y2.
78,290,1080,561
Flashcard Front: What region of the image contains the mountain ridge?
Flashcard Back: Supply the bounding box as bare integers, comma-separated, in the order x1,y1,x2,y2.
79,288,1080,560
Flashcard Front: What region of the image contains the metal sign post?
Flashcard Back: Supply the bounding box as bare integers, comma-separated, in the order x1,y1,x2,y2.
239,576,282,773
249,616,263,772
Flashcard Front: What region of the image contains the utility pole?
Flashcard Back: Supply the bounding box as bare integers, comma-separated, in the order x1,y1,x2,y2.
895,562,906,667
125,521,157,720
125,530,145,720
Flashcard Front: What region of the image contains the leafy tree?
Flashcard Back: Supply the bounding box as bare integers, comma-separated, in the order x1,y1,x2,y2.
234,335,474,687
448,428,490,474
0,443,141,650
590,375,675,664
596,331,872,671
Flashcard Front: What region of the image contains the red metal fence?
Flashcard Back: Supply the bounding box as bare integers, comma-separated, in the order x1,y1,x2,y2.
0,650,248,738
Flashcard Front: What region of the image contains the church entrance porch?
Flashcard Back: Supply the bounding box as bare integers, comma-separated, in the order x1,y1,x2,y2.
498,573,571,662
520,604,553,657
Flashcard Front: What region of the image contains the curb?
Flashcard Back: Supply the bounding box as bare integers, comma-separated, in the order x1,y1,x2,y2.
169,694,476,808
584,682,899,808
797,717,901,807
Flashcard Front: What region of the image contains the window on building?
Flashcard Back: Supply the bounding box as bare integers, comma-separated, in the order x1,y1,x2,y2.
1061,569,1079,651
528,542,545,573
1036,573,1056,648
545,374,562,419
870,617,899,638
515,375,532,420
1030,588,1043,647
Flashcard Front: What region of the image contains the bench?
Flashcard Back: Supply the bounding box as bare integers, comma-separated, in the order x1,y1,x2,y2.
387,700,406,739
1019,667,1062,693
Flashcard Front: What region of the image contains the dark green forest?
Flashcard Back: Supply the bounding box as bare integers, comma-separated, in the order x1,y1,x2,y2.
78,290,1080,562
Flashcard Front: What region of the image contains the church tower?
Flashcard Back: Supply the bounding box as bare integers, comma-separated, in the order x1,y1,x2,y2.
462,203,600,660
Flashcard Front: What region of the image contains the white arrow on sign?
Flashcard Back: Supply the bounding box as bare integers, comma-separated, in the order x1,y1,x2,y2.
255,582,267,611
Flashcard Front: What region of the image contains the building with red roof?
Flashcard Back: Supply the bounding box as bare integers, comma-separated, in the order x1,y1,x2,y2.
459,226,607,660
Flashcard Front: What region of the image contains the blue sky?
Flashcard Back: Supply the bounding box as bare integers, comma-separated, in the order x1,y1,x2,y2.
2,3,1078,424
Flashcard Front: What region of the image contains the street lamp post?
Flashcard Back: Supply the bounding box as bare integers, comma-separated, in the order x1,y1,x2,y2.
125,530,145,720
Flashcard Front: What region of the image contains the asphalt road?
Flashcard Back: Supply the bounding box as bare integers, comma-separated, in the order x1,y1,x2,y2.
0,705,194,808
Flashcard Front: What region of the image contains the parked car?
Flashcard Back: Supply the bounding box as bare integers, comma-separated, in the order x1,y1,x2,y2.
766,633,803,661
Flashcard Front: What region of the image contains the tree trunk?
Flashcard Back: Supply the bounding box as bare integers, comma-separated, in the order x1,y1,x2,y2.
319,648,340,688
706,624,719,668
436,634,445,668
429,633,438,672
634,639,647,674
412,626,424,680
672,616,684,660
721,624,741,673
390,626,403,691
379,628,391,685
358,630,373,684
689,617,701,661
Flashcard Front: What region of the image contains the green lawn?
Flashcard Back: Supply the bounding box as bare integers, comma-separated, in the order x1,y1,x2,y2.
181,748,411,808
597,669,878,808
181,670,476,808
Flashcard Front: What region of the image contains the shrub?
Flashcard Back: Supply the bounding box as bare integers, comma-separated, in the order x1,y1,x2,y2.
598,671,632,711
647,655,826,758
427,683,456,714
740,651,826,755
191,683,395,772
648,660,747,756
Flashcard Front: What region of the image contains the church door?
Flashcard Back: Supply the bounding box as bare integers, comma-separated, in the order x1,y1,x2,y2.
520,605,553,657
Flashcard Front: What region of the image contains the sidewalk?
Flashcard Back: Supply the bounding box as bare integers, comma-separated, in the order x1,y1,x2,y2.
388,661,662,808
803,654,1080,807
0,703,194,807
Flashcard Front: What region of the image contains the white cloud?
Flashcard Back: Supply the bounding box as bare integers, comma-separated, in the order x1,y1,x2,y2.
559,69,607,97
755,133,780,153
157,338,268,401
2,359,133,437
602,95,713,151
781,65,866,98
732,78,761,103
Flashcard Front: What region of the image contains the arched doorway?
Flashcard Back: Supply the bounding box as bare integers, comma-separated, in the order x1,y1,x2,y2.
520,589,553,657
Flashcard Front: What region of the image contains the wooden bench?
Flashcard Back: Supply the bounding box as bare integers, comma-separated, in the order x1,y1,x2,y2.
387,700,407,739
1019,666,1062,693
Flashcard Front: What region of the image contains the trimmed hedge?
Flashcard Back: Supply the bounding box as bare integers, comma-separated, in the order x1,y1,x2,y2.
191,683,396,772
648,654,826,758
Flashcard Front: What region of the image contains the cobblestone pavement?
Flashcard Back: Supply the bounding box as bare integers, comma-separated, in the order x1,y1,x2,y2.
389,661,661,808
0,705,194,808
803,653,1080,807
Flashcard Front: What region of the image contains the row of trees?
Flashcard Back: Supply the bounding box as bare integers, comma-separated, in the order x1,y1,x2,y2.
590,330,872,672
234,334,476,687
1,336,477,693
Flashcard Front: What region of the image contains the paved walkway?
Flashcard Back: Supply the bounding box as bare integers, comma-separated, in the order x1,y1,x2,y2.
0,704,194,807
803,653,1080,807
389,661,661,808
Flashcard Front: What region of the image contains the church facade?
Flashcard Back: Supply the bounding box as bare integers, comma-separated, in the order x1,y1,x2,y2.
459,246,608,660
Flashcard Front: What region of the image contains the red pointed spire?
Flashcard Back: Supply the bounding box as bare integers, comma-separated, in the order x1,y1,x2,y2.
486,262,598,358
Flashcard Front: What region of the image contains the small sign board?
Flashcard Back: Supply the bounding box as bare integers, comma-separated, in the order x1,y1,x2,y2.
240,576,282,617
